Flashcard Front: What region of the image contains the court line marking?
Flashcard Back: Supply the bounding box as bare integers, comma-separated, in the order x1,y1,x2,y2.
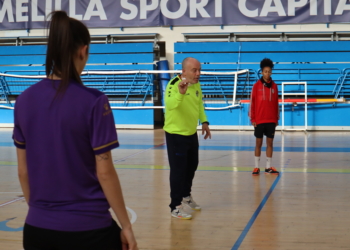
0,218,23,232
0,142,166,166
231,173,282,250
112,165,350,174
126,206,137,224
0,197,24,207
113,143,165,163
0,161,16,165
0,197,137,224
1,162,350,174
2,143,350,152
0,192,22,193
1,206,136,233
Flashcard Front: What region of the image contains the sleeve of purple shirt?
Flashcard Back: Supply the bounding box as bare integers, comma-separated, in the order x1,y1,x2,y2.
90,94,119,155
12,102,26,149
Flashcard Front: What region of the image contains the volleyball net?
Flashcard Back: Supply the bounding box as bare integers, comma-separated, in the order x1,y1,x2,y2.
1,69,346,111
0,69,253,110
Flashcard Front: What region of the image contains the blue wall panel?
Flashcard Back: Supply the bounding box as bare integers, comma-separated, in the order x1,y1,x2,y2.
200,103,350,128
264,103,350,127
112,109,153,125
0,108,154,126
0,103,349,128
0,108,14,124
205,108,241,126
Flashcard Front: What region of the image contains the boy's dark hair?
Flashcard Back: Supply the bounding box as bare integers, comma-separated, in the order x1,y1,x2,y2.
260,58,274,70
46,11,91,97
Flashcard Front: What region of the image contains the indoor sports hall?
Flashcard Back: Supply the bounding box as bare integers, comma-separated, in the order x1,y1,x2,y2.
1,1,350,250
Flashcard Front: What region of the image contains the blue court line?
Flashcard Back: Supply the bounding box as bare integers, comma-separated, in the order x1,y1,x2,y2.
231,174,282,250
1,142,349,152
0,218,23,232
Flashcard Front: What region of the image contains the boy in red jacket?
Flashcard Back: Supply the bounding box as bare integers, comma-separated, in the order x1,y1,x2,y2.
249,58,279,175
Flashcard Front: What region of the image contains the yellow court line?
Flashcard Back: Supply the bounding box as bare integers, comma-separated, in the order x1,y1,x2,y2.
0,161,17,166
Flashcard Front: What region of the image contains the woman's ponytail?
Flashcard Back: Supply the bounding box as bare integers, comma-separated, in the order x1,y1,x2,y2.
46,11,91,97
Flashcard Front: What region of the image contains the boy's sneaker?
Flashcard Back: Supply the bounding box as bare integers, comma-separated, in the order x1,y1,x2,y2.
182,196,201,211
171,205,192,220
252,168,260,175
265,167,279,175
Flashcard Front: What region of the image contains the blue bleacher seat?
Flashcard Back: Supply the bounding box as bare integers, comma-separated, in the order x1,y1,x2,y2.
0,43,156,106
174,41,350,100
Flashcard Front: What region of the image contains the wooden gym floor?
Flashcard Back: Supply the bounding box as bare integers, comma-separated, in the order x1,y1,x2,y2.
0,128,350,250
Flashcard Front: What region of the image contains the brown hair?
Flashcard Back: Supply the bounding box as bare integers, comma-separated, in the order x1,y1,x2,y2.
46,11,91,95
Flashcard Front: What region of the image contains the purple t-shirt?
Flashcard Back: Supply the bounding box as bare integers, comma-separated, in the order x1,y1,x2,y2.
13,79,119,231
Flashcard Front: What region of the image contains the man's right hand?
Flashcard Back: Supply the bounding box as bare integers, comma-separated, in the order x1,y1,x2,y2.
252,122,257,127
178,79,189,95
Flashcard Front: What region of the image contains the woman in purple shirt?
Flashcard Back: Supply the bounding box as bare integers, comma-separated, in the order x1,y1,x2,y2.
13,11,138,250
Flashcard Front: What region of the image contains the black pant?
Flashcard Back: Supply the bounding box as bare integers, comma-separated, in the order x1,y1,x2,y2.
165,132,199,210
254,122,276,139
23,220,122,250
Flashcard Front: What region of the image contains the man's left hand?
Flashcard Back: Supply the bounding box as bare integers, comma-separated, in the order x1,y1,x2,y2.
202,123,211,140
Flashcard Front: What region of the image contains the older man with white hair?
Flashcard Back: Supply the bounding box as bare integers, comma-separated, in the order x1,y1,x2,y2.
164,57,211,220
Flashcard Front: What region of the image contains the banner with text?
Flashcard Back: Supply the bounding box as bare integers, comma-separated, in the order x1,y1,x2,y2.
1,0,350,30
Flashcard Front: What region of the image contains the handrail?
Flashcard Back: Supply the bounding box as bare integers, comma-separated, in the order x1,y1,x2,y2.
335,71,350,98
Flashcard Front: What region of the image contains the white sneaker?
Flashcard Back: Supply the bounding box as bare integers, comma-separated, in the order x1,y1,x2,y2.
182,196,201,211
171,205,192,220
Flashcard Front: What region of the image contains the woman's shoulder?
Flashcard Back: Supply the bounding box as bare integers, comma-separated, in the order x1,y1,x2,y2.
70,81,106,100
16,79,48,100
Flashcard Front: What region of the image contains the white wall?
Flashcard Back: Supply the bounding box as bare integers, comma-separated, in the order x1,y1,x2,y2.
2,23,350,70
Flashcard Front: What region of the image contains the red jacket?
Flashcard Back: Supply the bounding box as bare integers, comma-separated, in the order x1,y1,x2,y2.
249,79,279,125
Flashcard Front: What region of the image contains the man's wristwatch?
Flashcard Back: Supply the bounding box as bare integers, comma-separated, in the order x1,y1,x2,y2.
202,121,209,126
